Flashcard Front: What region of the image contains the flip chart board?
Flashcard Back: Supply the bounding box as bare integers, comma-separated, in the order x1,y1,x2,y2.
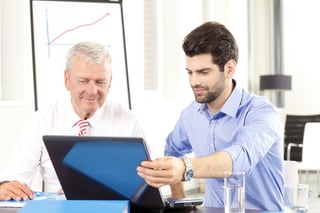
30,0,130,109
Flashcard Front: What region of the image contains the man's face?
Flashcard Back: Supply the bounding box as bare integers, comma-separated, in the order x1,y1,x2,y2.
186,53,227,104
64,55,112,119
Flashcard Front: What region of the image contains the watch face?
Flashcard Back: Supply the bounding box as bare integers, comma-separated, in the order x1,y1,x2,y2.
186,170,194,180
182,157,193,181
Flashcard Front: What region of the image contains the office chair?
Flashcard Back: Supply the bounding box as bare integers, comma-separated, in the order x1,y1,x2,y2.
284,114,320,161
298,122,320,197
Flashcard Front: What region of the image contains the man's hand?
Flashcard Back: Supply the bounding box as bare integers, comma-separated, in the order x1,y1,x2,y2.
0,180,34,201
57,188,64,194
137,156,185,188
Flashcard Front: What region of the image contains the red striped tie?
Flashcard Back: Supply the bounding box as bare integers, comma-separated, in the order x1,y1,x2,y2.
77,120,90,136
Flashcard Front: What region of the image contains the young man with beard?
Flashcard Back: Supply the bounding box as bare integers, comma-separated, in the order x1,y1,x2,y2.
137,22,284,211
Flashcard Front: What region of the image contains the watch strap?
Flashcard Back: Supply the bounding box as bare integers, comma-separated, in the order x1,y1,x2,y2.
182,157,193,181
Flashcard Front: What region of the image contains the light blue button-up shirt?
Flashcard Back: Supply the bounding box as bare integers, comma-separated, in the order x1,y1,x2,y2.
164,81,284,211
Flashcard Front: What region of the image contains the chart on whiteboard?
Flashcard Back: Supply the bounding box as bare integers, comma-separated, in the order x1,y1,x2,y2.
31,1,129,109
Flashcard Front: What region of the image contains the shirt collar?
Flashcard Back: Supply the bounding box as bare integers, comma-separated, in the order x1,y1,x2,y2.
219,79,242,118
85,101,109,127
66,99,108,128
66,100,82,127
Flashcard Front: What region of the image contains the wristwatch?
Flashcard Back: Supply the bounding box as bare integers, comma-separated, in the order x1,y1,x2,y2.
182,157,194,181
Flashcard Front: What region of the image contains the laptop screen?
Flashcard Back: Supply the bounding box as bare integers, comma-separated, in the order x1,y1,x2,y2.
43,135,165,212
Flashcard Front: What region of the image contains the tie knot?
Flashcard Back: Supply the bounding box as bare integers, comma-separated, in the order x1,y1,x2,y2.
77,120,90,136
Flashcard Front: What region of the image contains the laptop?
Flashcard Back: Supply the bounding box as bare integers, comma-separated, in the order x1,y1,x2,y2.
43,135,203,212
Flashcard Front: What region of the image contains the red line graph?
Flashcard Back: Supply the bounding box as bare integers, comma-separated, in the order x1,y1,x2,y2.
49,12,110,45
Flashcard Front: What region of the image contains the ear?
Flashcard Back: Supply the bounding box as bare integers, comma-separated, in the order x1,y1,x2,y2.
108,76,112,88
64,70,70,90
224,59,236,79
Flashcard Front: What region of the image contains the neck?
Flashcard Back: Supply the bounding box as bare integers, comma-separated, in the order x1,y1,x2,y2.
207,80,234,114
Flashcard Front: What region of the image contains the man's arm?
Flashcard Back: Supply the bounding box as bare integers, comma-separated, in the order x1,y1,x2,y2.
137,151,233,188
170,182,185,198
190,151,233,178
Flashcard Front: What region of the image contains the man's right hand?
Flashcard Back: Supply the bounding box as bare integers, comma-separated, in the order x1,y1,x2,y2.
0,180,34,201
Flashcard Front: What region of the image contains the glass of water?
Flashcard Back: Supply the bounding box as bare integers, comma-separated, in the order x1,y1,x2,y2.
283,184,308,213
224,172,245,213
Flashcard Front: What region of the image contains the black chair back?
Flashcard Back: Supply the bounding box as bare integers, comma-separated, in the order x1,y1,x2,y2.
284,114,320,161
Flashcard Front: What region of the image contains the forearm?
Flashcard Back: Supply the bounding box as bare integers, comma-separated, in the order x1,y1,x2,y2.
190,151,233,178
170,182,185,198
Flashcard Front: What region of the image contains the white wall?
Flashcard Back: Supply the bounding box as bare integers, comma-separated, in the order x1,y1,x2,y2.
246,0,320,117
282,0,320,115
0,0,35,172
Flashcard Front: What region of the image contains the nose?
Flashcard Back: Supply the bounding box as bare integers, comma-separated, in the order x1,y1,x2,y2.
189,74,200,87
86,81,98,94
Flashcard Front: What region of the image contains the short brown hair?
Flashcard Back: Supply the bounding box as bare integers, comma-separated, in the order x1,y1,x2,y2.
183,21,238,72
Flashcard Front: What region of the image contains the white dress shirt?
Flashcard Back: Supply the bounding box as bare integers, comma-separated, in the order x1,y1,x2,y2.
0,98,145,192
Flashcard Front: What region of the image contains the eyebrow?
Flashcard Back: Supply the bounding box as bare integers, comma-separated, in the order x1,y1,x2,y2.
186,67,212,72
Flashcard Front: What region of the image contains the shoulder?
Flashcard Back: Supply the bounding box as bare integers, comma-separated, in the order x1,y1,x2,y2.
32,99,74,125
232,80,276,111
100,101,138,120
35,99,68,115
240,89,273,108
103,101,132,113
240,90,280,122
